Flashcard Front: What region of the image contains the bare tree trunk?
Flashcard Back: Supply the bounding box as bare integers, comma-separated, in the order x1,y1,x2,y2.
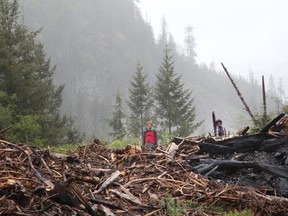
212,111,216,136
262,75,267,119
221,63,257,125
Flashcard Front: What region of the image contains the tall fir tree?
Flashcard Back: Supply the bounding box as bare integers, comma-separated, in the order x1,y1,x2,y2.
155,45,201,136
108,92,126,140
157,17,168,50
183,25,196,62
168,33,177,55
0,0,69,144
127,61,152,138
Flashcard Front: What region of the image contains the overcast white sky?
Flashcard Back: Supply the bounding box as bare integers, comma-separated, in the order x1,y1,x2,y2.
139,0,288,94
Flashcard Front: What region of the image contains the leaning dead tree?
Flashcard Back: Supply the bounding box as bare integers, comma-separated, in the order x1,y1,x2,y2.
221,63,257,125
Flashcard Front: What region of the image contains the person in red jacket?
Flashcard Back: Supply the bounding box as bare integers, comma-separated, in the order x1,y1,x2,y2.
143,120,157,151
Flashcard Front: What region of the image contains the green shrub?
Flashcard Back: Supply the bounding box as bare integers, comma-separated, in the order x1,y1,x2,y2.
160,196,186,216
0,91,16,129
159,129,173,145
7,115,45,145
108,139,127,148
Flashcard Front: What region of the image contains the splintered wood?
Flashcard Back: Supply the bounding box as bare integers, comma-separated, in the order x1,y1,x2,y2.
1,114,288,216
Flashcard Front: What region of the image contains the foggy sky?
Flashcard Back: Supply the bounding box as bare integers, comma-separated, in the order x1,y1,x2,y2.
139,0,288,94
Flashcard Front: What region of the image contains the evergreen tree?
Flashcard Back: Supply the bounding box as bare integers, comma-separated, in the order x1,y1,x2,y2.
108,92,126,140
0,91,15,129
10,114,43,144
275,78,286,114
183,25,196,62
155,46,201,136
0,0,70,145
66,115,83,144
168,33,177,55
267,75,286,115
268,75,276,96
127,61,152,138
158,17,168,50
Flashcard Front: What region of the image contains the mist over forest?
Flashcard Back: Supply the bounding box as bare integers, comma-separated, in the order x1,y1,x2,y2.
18,0,285,140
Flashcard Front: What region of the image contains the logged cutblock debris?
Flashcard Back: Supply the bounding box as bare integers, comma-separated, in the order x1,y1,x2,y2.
1,115,288,215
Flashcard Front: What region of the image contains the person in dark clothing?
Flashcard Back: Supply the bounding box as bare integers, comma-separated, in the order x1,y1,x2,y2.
143,120,157,150
215,119,226,137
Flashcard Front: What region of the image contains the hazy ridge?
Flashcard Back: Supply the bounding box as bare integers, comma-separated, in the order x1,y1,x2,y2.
19,0,270,138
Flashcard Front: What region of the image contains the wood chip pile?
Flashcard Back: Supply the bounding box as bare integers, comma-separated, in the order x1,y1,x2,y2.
1,115,288,215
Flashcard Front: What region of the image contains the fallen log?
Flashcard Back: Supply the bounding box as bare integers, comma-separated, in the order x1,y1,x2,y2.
198,134,287,154
260,136,288,151
197,142,233,154
260,113,285,134
109,189,143,206
95,170,121,193
257,163,288,179
88,198,126,211
193,158,288,179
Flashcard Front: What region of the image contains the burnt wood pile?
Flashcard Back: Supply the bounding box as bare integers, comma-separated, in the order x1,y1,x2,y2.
1,115,288,215
173,114,288,198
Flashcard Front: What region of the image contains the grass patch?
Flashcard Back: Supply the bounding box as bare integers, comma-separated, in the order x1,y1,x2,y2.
47,138,141,154
158,195,253,216
224,209,252,216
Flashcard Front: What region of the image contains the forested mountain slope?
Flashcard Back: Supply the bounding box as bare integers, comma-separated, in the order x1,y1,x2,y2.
19,0,266,138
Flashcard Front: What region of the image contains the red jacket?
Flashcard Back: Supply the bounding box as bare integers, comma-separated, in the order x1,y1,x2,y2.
143,129,157,145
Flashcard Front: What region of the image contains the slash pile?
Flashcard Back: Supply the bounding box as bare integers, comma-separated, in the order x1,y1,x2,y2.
1,115,288,215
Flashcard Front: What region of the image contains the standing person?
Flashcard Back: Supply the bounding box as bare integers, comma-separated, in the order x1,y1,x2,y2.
143,120,158,150
215,119,226,137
